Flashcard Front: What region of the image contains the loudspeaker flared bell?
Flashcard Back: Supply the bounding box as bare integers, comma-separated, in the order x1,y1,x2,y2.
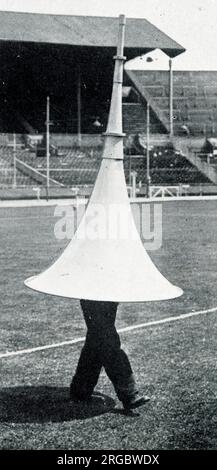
24,15,183,303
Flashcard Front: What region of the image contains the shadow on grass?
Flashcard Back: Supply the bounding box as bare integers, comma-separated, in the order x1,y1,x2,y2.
0,386,116,423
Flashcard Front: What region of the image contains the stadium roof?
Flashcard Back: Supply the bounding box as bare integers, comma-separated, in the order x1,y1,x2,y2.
125,48,170,70
126,47,217,72
0,11,184,57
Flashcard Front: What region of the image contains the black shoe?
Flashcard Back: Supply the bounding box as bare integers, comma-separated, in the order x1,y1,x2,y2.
69,385,92,403
122,394,150,410
69,391,92,403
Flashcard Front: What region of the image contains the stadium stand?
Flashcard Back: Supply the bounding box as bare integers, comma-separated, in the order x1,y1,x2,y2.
0,12,216,194
125,69,217,186
126,70,217,136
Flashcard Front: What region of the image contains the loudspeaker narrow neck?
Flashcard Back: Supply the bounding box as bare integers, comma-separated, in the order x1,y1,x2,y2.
102,15,126,160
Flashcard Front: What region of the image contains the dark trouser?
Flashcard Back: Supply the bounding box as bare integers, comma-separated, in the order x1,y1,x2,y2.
71,300,138,401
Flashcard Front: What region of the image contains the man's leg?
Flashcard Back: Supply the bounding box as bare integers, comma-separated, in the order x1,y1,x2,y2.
70,301,103,401
70,332,103,400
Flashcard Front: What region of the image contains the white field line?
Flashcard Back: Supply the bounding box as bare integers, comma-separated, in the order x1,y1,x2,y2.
0,306,216,360
0,195,217,208
0,199,85,208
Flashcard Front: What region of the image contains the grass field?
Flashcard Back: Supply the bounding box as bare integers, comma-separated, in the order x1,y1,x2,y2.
0,200,217,450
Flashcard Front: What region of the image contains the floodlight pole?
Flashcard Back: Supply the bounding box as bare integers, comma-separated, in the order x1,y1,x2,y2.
13,132,17,188
146,102,151,198
77,66,81,146
46,96,50,200
169,58,174,138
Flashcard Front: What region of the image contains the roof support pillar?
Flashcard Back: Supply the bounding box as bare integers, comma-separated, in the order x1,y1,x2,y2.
169,58,174,138
77,66,81,146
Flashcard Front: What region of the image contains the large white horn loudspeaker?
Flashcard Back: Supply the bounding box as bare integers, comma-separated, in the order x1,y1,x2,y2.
25,15,183,302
